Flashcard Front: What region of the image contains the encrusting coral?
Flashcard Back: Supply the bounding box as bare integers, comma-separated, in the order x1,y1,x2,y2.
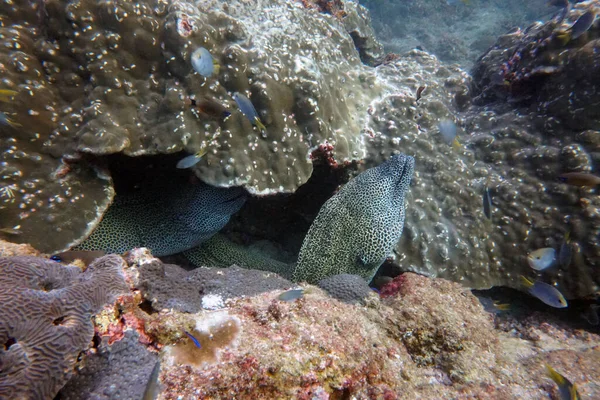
0,254,128,400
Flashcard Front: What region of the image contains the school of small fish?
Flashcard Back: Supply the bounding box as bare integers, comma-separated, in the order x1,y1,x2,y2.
177,47,267,168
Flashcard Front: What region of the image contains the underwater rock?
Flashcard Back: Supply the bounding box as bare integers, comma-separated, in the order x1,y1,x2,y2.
471,2,600,131
140,268,600,398
293,153,414,284
75,180,247,257
130,250,292,313
0,0,381,195
0,239,39,257
0,254,128,400
3,244,595,399
57,330,159,400
363,47,600,298
0,1,116,254
317,273,374,304
361,0,551,68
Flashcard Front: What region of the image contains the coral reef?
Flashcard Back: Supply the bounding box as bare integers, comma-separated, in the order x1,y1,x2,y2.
131,253,600,399
76,180,247,256
317,273,373,304
471,2,600,131
1,245,597,399
58,330,159,400
0,254,128,399
1,0,382,197
293,153,414,284
360,44,599,298
0,0,114,254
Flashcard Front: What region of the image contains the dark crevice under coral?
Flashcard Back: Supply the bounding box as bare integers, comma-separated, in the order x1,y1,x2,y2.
79,152,358,269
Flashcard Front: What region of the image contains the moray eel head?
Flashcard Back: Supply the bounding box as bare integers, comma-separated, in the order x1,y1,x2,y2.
293,153,415,284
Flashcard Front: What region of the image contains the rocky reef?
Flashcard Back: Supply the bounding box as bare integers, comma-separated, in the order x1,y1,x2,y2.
0,244,597,399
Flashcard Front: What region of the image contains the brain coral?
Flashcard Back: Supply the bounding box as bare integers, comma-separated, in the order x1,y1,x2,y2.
293,153,414,284
0,254,128,399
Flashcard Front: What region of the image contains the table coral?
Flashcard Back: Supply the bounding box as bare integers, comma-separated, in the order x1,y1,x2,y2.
0,254,128,400
293,153,414,284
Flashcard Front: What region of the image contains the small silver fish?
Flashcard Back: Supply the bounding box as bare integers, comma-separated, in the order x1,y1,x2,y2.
50,250,106,266
0,89,17,103
232,92,266,131
483,187,492,219
0,112,21,128
527,248,556,271
278,289,304,302
476,296,511,314
438,119,460,149
558,172,600,187
570,10,596,40
0,227,22,235
191,47,220,77
521,276,568,308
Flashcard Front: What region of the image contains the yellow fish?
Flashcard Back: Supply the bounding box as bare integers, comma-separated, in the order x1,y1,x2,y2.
0,89,17,103
546,364,581,400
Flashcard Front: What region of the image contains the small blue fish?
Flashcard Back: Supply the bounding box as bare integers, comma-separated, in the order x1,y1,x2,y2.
483,187,492,219
570,10,596,40
476,296,511,314
0,112,21,128
184,330,201,348
546,364,581,400
521,276,568,308
438,119,460,149
232,92,266,131
558,232,572,268
527,248,556,271
176,147,208,169
278,289,304,302
191,47,219,77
